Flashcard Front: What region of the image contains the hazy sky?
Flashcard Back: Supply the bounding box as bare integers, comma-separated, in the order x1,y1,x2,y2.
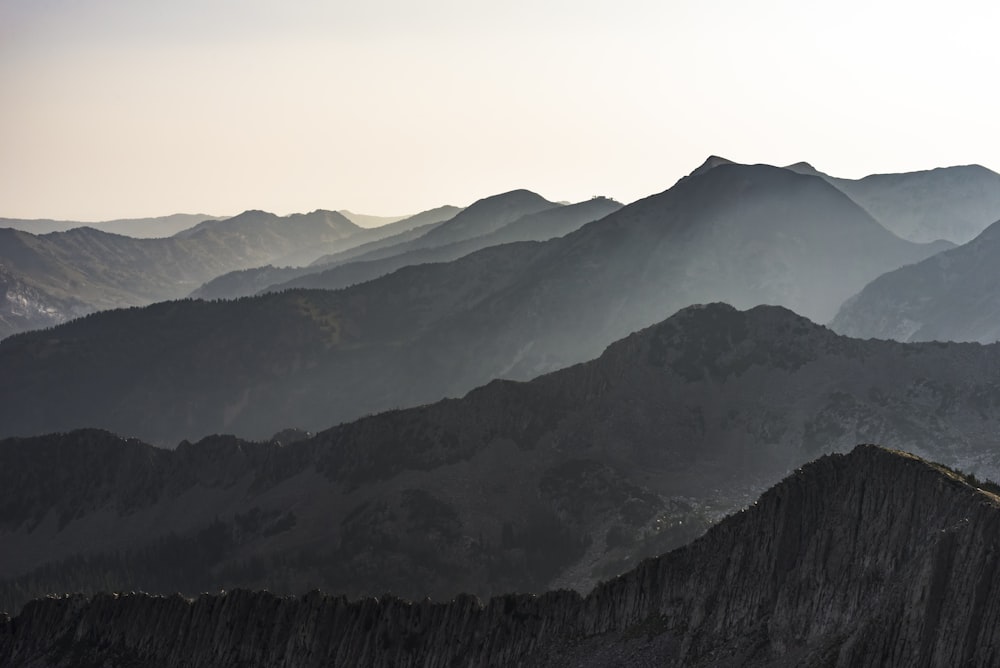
3,0,999,220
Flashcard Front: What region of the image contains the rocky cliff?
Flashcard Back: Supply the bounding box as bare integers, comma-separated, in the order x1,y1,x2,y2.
3,446,1000,667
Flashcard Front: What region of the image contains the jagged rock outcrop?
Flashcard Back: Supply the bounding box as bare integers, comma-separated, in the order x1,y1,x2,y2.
3,446,999,667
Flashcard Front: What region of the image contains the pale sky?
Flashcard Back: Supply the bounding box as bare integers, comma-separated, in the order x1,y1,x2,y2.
3,0,999,221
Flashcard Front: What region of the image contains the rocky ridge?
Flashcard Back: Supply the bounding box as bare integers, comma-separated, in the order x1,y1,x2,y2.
3,446,1000,667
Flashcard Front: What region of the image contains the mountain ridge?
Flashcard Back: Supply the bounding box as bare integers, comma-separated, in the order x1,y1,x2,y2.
4,445,1000,666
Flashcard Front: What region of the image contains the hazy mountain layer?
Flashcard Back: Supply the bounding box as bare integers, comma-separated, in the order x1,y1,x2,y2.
5,446,1000,667
831,220,1000,343
190,205,462,300
0,207,461,339
336,210,409,227
191,189,563,302
0,163,949,442
0,210,364,339
0,213,222,238
308,205,465,268
786,161,1000,244
7,305,1000,613
272,197,622,294
309,189,561,270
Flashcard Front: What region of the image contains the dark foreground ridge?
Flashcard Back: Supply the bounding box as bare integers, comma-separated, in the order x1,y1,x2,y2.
3,445,1000,667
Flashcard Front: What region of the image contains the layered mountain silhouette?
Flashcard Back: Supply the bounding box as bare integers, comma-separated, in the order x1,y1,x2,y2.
189,204,462,301
336,210,409,227
7,304,1000,614
189,189,574,302
0,213,222,238
786,161,1000,244
0,208,452,339
0,161,950,443
831,219,1000,343
5,445,1000,667
270,196,622,294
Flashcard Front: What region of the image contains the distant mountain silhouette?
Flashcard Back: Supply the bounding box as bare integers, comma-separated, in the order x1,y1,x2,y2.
312,189,561,268
6,306,1000,637
190,205,462,300
272,196,622,294
0,208,456,339
831,219,1000,342
0,161,949,442
785,161,1000,244
0,213,222,238
336,210,409,227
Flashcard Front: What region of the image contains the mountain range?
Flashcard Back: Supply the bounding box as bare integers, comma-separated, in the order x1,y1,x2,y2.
0,213,223,238
0,160,950,444
7,304,1000,616
269,195,623,295
187,190,590,301
4,445,1000,667
785,161,1000,244
7,155,1000,665
0,207,455,340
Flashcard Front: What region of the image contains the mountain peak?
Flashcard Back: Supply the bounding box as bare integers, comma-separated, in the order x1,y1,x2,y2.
783,161,829,178
685,155,736,179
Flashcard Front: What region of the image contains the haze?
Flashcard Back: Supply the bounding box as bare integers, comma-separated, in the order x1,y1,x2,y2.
2,0,998,220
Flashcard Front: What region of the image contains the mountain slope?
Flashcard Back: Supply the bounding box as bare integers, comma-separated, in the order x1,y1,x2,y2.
309,189,560,269
4,446,1000,667
0,208,444,338
273,196,621,294
0,162,949,440
786,161,1000,244
189,205,462,300
7,304,1000,613
0,210,368,338
830,219,1000,342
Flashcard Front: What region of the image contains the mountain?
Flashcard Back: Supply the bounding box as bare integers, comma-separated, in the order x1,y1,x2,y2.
8,304,1000,614
0,209,404,339
785,161,1000,244
336,210,408,227
0,213,222,238
311,189,561,268
830,220,1000,342
0,161,950,441
5,445,1000,667
0,210,360,338
271,196,622,294
189,205,462,300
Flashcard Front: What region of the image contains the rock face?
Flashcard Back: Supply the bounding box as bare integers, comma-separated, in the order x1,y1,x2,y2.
831,220,1000,343
3,446,1000,667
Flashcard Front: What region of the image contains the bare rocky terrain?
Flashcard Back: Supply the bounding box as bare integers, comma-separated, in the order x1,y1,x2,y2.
4,446,1000,667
